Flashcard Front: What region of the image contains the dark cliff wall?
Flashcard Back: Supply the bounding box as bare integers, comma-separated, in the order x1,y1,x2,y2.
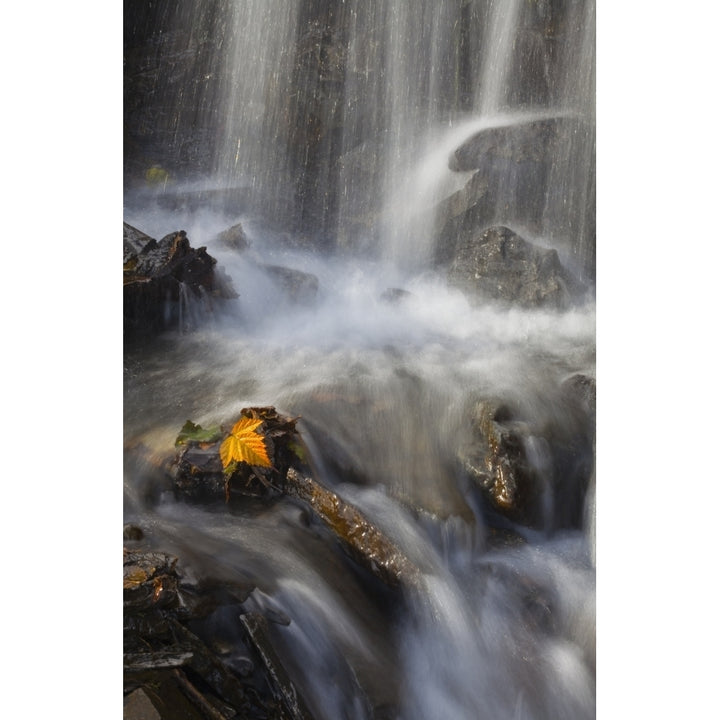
124,0,228,187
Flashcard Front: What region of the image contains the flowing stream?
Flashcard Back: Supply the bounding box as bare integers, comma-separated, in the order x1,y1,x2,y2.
124,2,595,718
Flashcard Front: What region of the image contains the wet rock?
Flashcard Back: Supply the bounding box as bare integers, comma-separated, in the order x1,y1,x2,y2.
123,548,180,612
124,223,155,261
262,265,319,306
432,172,496,268
447,225,583,309
449,117,576,172
462,400,545,529
215,222,250,253
286,9,349,239
461,376,595,533
561,372,596,416
123,545,283,719
169,406,420,588
552,373,596,529
123,223,238,339
334,140,384,250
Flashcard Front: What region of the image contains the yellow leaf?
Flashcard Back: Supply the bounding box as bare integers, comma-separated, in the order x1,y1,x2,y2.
219,416,272,470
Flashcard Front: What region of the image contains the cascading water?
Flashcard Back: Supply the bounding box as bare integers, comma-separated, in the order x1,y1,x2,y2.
124,2,595,718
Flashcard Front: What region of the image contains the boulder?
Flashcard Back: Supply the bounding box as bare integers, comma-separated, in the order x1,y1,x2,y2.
449,117,578,172
123,223,237,339
447,225,582,310
215,222,250,253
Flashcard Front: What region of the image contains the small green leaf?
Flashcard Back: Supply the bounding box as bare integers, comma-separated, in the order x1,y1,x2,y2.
175,420,223,447
287,440,307,462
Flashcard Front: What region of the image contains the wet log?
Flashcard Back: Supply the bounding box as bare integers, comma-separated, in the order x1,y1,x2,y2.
124,650,194,672
285,468,420,588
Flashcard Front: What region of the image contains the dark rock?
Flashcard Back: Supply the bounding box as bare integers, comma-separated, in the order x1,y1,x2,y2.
123,223,238,339
262,265,319,306
286,7,349,239
551,373,596,529
447,225,583,309
561,372,596,416
334,140,384,250
124,223,155,261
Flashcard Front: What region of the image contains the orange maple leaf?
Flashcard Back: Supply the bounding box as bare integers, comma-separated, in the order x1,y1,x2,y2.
219,416,272,470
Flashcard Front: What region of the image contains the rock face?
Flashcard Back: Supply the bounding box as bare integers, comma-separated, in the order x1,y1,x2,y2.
123,223,237,339
123,0,228,187
447,225,582,309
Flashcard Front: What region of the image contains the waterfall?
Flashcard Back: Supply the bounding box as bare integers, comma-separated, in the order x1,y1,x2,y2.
125,0,594,278
477,0,524,115
212,1,300,214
